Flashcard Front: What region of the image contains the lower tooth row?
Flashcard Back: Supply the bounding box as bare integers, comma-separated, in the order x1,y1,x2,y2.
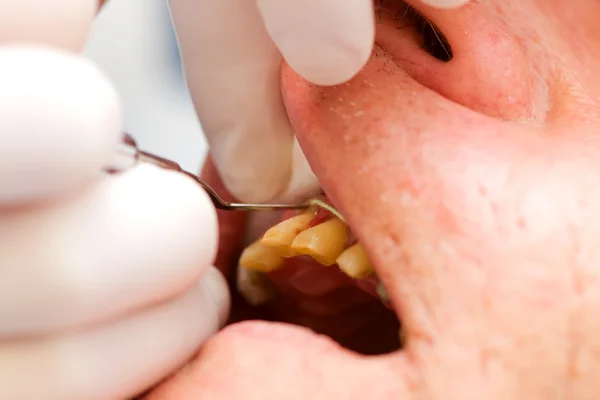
239,211,375,280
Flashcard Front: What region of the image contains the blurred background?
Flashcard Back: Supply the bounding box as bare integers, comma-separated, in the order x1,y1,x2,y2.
84,0,207,173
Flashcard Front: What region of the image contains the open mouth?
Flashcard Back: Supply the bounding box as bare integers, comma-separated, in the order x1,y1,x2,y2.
236,194,401,355
239,196,388,301
232,0,452,356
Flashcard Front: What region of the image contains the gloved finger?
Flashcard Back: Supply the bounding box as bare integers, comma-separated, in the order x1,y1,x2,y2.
282,137,321,202
0,46,121,204
0,268,229,400
0,165,218,336
0,0,97,51
257,0,375,85
169,0,297,203
419,0,471,8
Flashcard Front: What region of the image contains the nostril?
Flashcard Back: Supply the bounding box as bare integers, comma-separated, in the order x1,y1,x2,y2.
374,0,453,62
413,13,453,62
373,0,541,121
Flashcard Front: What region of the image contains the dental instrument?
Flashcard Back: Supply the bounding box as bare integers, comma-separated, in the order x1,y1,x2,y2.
104,134,312,212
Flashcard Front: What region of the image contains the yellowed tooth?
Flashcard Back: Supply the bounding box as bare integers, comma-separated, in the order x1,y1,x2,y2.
290,217,349,266
336,242,374,279
239,240,284,272
260,209,317,257
236,268,278,306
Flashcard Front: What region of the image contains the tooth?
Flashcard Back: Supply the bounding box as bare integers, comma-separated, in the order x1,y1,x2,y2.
290,218,349,266
336,243,374,279
260,209,316,257
239,240,284,272
236,268,278,306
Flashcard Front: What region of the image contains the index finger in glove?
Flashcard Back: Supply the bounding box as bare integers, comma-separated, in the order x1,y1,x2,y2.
257,0,375,85
0,165,219,336
169,0,374,203
169,0,295,203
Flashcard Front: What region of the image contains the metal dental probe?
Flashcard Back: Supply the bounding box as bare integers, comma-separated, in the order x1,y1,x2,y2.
104,134,313,212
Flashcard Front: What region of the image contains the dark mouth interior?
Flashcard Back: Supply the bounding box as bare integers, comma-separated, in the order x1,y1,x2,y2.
413,10,453,61
376,0,454,62
230,279,403,356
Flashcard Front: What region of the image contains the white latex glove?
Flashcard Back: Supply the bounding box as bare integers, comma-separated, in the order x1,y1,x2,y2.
168,0,470,204
0,1,229,399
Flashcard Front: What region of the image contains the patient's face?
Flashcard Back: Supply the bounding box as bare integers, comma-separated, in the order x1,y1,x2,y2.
148,0,600,398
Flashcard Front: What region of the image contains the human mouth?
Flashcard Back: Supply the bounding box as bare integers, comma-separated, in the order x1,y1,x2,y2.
235,193,398,353
238,196,386,297
232,0,455,351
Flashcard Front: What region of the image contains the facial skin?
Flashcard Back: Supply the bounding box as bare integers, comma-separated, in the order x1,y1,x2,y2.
146,0,600,398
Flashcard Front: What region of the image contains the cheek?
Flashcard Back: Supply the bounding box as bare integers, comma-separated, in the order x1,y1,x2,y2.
280,50,585,343
280,48,527,249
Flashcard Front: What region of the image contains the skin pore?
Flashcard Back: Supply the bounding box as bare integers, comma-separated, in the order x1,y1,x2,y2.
147,0,600,399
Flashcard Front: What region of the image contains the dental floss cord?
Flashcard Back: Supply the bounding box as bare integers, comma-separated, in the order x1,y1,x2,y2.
308,199,346,223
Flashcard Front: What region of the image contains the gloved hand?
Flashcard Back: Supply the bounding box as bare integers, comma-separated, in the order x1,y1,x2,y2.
168,0,470,204
0,1,229,399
